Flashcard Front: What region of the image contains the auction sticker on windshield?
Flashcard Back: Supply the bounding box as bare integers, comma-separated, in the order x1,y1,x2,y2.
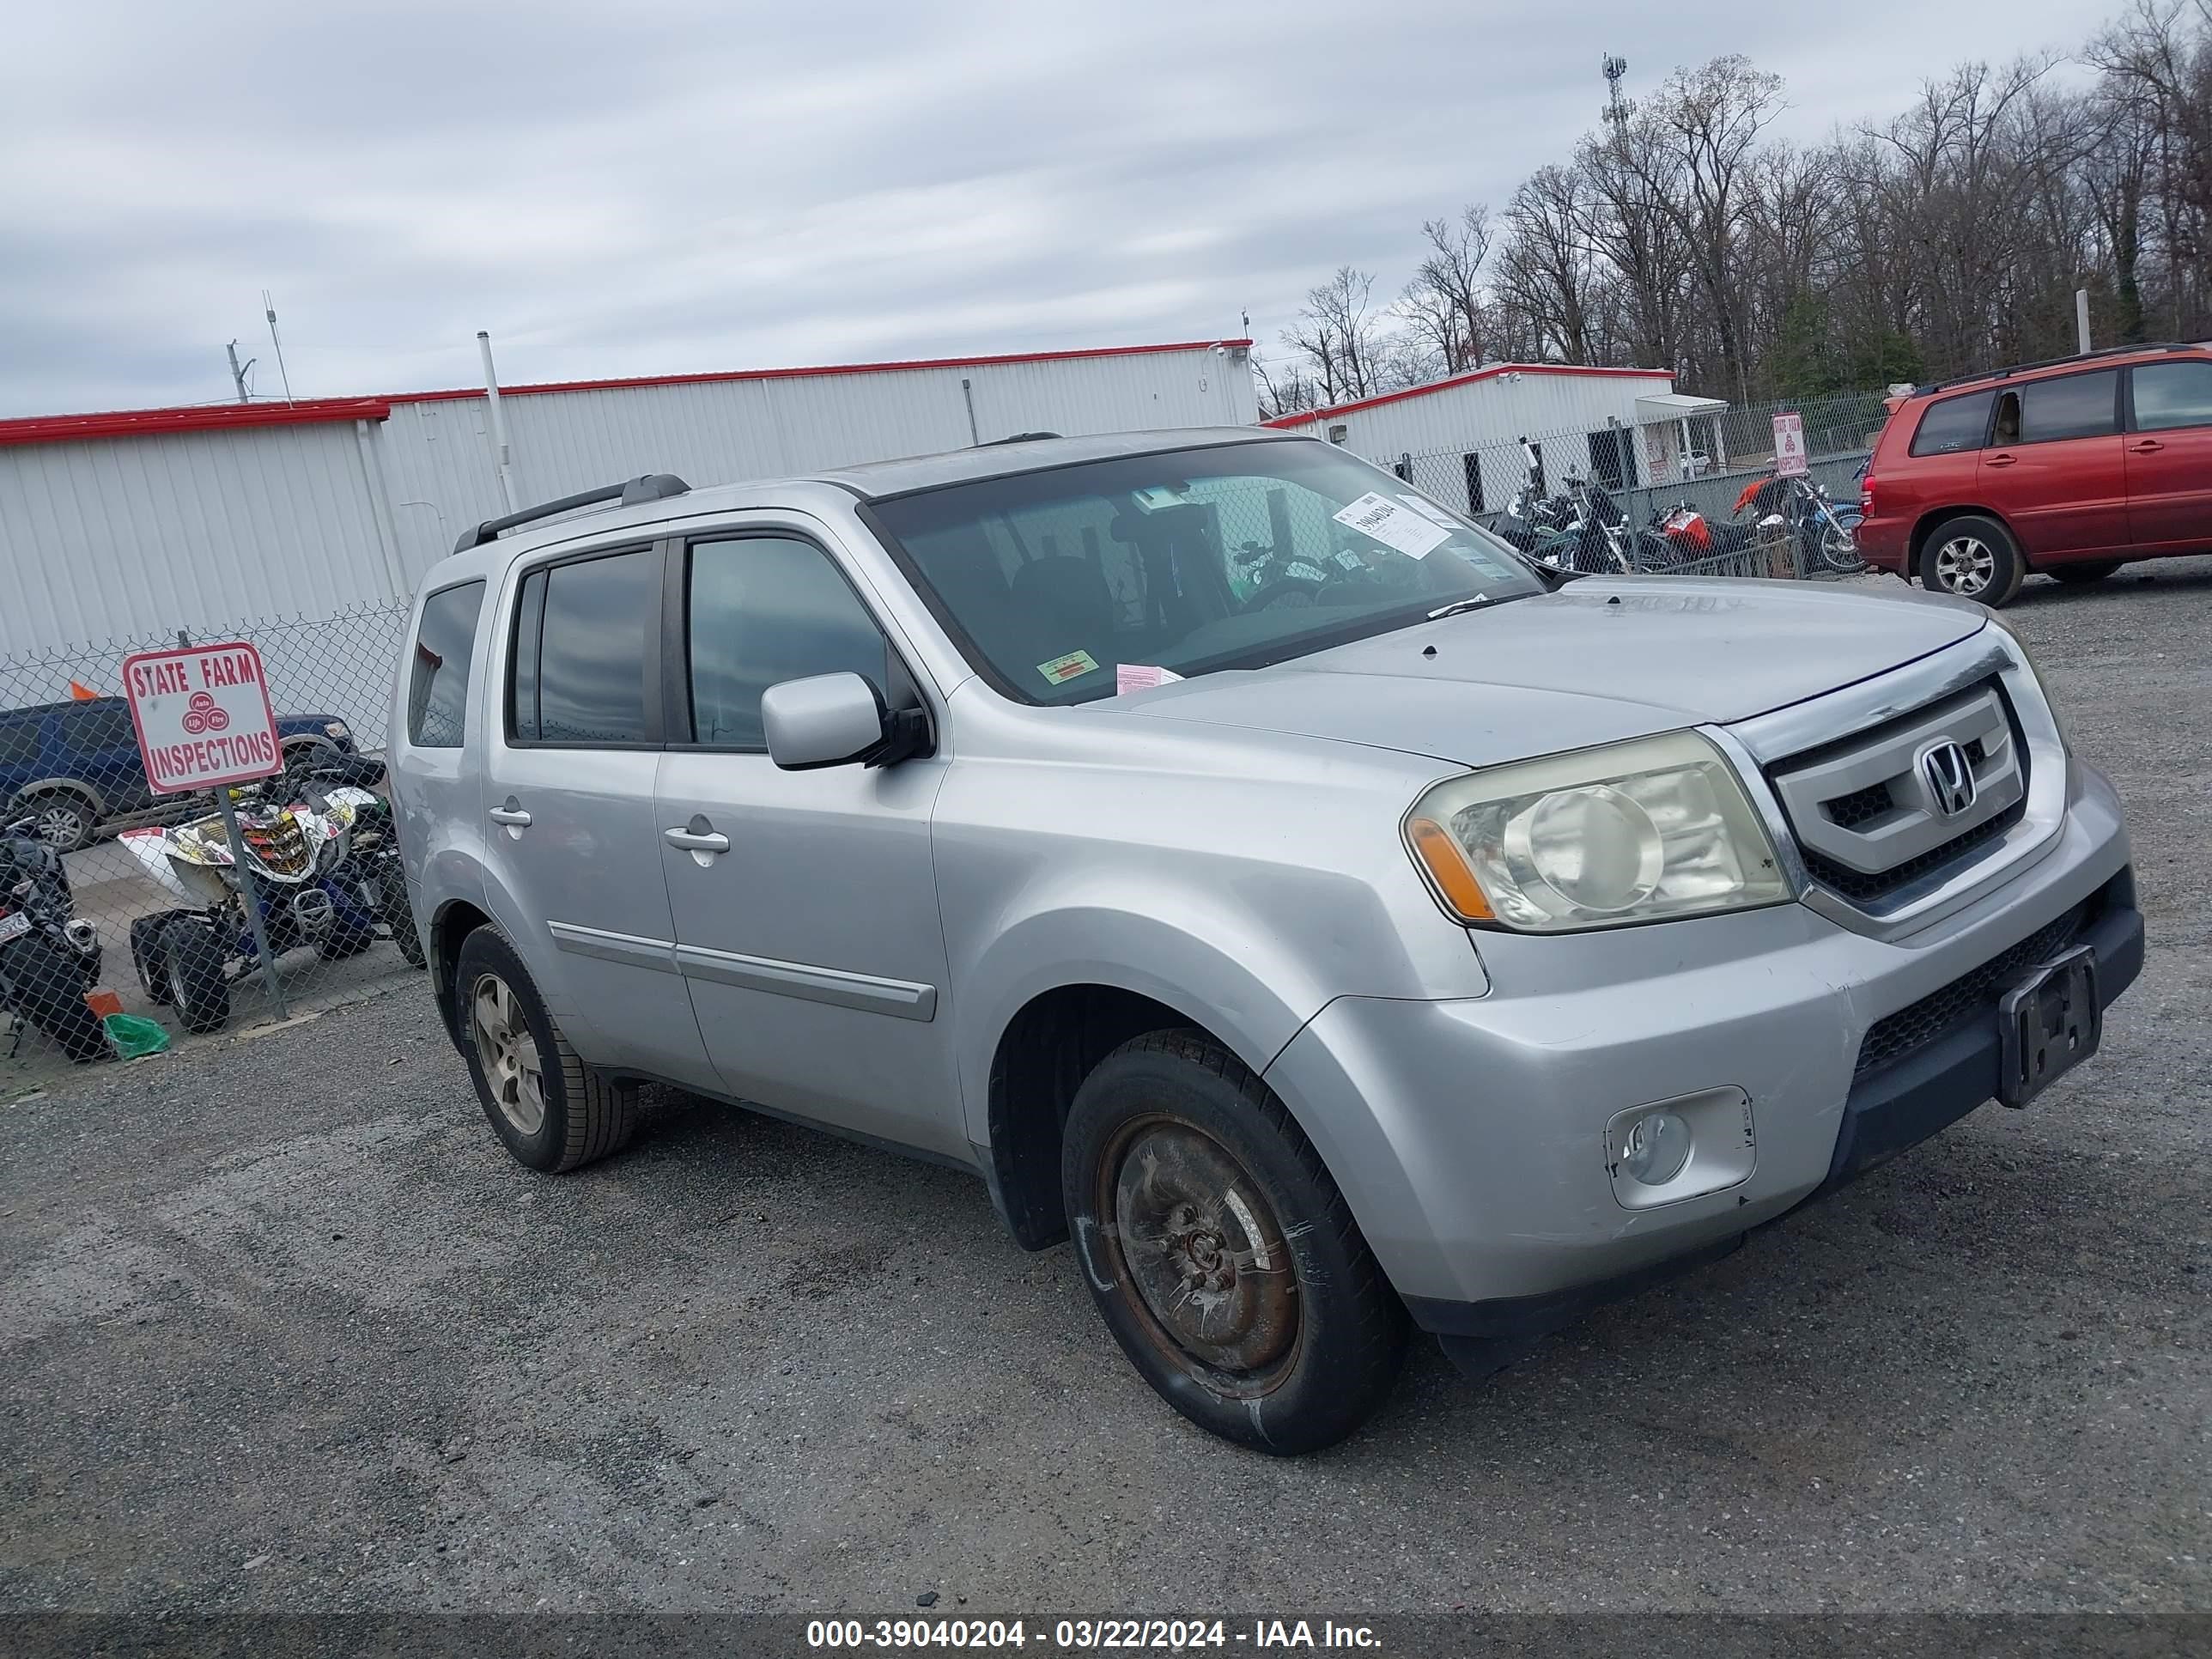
119,641,283,795
1334,492,1451,559
1036,648,1101,687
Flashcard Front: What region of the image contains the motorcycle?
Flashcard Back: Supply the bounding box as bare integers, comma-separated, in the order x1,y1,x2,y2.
1734,472,1866,575
1567,472,1679,574
0,813,106,1061
116,747,423,1036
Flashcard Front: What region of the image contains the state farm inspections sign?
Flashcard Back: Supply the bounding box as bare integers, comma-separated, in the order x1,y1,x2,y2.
119,641,283,794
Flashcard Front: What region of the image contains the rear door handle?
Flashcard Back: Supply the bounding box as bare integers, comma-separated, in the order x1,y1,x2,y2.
1984,453,2016,468
2130,439,2166,453
489,801,532,828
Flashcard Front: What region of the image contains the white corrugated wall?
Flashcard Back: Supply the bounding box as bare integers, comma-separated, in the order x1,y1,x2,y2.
0,344,1260,653
0,418,406,656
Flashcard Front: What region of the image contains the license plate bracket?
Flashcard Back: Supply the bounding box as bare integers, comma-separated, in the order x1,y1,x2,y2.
1997,943,2100,1109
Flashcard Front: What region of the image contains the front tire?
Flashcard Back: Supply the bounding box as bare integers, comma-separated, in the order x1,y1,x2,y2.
1061,1030,1407,1455
2,933,108,1061
453,927,636,1173
1919,514,2025,605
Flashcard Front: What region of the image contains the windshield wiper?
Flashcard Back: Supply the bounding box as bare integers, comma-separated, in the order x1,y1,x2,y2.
1426,594,1497,621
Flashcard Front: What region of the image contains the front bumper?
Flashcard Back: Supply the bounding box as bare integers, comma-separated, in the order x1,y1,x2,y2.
1260,760,2138,1345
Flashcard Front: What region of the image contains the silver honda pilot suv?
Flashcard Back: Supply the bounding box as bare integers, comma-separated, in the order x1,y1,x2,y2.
391,428,2141,1453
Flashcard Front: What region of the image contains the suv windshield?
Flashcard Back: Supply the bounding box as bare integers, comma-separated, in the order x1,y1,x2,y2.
870,440,1546,704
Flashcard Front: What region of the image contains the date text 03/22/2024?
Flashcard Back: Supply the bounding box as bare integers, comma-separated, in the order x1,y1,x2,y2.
805,1619,1382,1650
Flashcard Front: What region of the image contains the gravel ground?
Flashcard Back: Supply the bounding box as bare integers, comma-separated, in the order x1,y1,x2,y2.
2,559,2208,1620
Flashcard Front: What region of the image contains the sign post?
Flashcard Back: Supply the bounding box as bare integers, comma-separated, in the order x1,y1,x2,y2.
122,635,289,1018
1772,411,1808,477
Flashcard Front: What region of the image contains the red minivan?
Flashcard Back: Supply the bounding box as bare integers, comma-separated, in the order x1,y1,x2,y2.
1856,343,2212,605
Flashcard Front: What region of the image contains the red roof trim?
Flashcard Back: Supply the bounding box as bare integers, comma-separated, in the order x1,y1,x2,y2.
0,397,392,449
386,337,1253,405
1261,362,1674,428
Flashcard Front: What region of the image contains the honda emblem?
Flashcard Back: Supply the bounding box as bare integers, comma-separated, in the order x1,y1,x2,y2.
1918,740,1978,817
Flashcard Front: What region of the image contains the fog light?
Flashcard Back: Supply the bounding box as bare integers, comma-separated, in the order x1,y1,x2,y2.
1620,1110,1692,1186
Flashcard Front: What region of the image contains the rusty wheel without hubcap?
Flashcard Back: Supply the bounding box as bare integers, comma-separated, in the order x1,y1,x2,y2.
1095,1115,1300,1395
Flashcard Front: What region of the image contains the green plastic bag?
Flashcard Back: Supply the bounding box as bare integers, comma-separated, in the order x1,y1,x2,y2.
102,1013,171,1060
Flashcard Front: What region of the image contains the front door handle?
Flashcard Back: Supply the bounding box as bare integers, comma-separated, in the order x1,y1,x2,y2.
665,817,731,863
489,799,532,829
2130,439,2166,454
1984,453,2017,468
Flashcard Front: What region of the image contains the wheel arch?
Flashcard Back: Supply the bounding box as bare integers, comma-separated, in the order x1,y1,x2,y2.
981,981,1269,1252
13,776,105,817
1911,505,2025,572
428,896,495,1057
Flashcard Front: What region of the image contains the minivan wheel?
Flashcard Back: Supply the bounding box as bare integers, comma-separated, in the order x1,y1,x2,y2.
1920,514,2024,606
1061,1030,1407,1455
453,927,636,1173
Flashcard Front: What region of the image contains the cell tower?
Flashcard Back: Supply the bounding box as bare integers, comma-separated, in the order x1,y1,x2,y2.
1601,53,1629,126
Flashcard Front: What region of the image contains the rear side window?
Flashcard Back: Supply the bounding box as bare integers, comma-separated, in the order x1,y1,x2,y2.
686,537,890,749
66,703,137,749
407,580,485,749
1908,392,1994,457
512,550,655,745
2130,360,2212,432
2016,370,2119,444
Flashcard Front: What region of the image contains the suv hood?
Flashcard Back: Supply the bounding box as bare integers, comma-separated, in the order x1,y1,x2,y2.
1118,577,1985,768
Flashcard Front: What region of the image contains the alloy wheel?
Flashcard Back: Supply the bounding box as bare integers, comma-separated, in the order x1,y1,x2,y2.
471,972,545,1136
1095,1115,1300,1395
1933,535,1996,597
35,800,87,849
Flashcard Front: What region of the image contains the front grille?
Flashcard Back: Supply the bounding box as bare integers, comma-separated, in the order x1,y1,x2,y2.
1855,901,2089,1076
1765,680,2027,910
1824,781,1893,829
1802,799,2025,902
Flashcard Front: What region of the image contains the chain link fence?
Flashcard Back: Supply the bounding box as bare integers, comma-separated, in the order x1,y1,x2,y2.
2,603,416,1082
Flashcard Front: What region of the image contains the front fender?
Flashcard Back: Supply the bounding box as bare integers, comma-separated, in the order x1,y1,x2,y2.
951,889,1342,1151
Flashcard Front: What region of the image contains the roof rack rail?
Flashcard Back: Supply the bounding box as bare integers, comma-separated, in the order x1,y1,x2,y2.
978,430,1062,447
1924,342,2196,395
454,473,690,553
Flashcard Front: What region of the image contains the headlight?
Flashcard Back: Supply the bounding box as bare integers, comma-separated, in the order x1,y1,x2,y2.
1404,731,1791,932
1982,617,2069,753
323,721,350,740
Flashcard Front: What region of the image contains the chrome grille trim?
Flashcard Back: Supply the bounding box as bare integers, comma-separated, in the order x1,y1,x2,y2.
1720,627,2069,943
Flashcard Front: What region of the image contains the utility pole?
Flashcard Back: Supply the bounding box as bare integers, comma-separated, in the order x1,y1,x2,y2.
477,331,522,514
225,341,255,404
2075,289,2093,355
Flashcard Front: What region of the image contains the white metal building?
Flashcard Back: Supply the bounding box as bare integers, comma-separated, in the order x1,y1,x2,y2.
1262,364,1729,519
0,338,1256,656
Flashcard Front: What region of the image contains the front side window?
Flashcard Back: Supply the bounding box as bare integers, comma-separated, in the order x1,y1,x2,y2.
871,441,1546,706
510,550,654,744
1908,391,1994,457
2016,370,2120,444
408,580,485,748
2130,360,2212,432
686,537,890,748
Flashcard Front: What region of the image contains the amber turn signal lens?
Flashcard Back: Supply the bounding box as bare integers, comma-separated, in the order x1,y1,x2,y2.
1407,816,1493,921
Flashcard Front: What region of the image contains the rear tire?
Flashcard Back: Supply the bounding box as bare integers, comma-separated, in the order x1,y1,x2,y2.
453,927,636,1173
377,870,427,969
130,911,190,1004
3,933,108,1061
1918,514,2024,606
2051,561,2122,585
21,792,94,854
160,918,232,1035
1061,1029,1407,1455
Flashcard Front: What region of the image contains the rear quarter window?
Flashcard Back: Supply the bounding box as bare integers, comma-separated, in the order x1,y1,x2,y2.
408,580,486,749
0,719,43,768
1907,391,1995,458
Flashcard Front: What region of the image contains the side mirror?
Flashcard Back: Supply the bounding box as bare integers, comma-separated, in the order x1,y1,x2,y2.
762,672,931,771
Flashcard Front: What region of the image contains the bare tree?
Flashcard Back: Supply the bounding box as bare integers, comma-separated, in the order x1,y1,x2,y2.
1399,205,1495,373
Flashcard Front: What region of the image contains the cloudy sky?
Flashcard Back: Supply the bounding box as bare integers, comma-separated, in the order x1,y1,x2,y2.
2,0,2104,418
